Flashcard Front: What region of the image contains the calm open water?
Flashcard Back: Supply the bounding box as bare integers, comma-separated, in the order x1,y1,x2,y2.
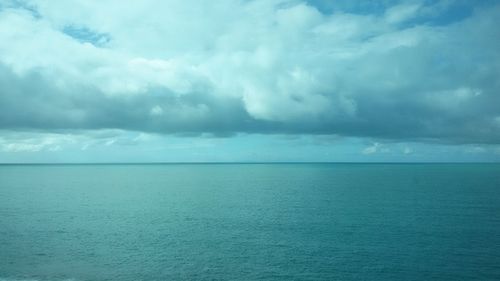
1,163,500,281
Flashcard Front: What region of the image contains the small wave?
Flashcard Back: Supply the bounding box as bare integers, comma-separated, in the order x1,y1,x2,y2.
0,277,77,281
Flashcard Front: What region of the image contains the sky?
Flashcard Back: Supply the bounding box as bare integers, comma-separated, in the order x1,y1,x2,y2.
0,0,500,163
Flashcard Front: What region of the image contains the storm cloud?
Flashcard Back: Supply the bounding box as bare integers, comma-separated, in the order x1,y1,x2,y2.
1,0,500,144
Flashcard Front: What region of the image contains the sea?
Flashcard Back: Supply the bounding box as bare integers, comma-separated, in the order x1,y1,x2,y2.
0,163,499,281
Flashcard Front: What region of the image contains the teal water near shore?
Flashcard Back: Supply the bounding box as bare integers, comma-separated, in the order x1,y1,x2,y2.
1,163,500,280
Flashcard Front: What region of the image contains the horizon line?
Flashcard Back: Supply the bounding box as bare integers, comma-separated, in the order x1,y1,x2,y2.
1,161,499,165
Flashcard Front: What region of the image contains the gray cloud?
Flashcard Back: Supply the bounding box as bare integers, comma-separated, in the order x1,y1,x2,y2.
1,0,500,144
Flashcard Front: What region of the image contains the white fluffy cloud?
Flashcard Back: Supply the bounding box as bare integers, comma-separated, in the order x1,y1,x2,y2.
0,0,500,144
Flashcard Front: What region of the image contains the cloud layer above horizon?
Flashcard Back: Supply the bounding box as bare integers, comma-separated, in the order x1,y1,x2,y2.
1,0,500,161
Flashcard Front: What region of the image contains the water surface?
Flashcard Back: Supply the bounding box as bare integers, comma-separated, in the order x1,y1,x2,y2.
1,163,500,280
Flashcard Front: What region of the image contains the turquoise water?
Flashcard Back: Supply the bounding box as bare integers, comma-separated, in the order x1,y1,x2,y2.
1,163,500,280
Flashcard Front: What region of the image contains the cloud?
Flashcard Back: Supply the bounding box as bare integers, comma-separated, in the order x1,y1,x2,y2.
0,1,499,144
385,3,421,24
0,132,72,152
362,143,381,155
361,142,392,155
0,129,155,154
403,147,413,155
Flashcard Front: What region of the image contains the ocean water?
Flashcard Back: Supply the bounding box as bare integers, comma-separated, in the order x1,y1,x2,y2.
1,163,500,281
